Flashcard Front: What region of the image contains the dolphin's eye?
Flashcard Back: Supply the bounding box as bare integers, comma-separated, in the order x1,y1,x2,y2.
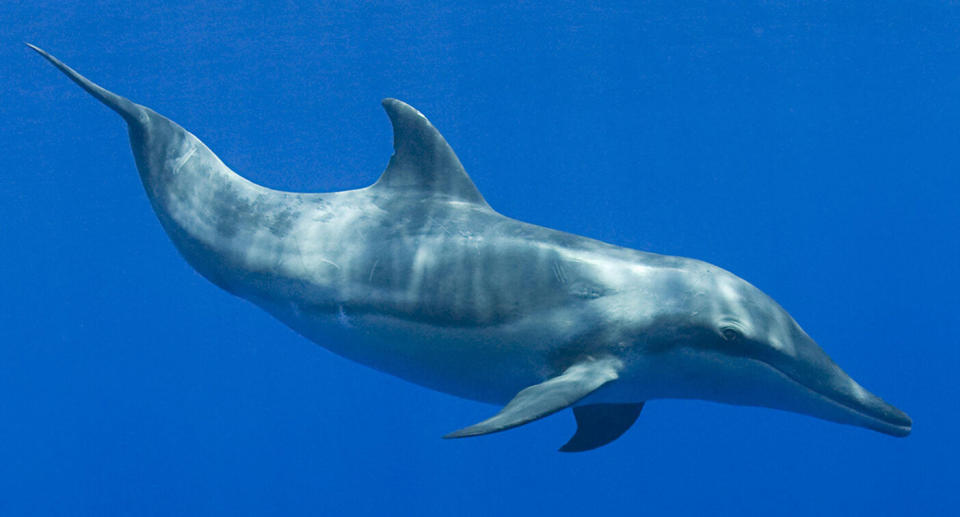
721,328,742,342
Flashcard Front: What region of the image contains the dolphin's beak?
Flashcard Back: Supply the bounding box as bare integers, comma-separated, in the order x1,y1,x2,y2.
802,365,912,437
844,381,913,437
768,330,912,437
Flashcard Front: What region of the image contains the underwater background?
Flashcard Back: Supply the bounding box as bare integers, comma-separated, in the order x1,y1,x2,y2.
1,2,956,515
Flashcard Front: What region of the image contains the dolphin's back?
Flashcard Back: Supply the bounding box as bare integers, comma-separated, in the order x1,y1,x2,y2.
302,197,615,327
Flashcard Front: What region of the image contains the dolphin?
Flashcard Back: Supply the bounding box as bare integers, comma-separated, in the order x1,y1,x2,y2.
30,45,911,452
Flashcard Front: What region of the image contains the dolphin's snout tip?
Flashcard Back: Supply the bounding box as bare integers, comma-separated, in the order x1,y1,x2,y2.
892,424,911,437
882,407,912,437
881,421,911,437
862,395,912,437
817,370,913,438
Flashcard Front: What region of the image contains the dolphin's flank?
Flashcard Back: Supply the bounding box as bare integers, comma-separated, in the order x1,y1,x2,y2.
30,45,911,452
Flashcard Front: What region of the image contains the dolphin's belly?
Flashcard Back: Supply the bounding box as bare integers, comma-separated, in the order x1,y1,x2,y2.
262,301,554,405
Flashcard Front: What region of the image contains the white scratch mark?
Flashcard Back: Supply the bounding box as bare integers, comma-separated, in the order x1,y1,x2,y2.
171,145,198,176
319,257,341,270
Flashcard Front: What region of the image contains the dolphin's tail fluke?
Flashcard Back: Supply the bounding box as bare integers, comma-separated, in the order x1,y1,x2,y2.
27,43,146,126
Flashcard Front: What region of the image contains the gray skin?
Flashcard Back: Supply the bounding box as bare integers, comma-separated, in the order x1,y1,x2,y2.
31,45,911,451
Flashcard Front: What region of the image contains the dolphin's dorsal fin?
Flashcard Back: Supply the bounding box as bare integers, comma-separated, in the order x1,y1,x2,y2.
373,99,490,208
444,357,622,440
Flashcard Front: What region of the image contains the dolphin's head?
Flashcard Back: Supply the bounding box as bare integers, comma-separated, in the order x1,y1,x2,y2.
627,261,911,437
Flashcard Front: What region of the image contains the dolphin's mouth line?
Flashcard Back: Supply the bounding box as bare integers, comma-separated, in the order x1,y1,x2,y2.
749,358,911,435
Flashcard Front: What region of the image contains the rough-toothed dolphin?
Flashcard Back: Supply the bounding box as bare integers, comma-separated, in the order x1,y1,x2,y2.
30,45,911,452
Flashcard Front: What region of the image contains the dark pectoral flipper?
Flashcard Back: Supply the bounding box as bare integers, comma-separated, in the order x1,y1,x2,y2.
444,357,622,439
559,403,644,453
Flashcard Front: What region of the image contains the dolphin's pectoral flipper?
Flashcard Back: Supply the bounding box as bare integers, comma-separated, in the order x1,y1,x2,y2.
558,403,644,453
444,357,622,439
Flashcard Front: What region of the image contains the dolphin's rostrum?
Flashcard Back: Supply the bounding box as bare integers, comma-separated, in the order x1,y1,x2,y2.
30,45,911,451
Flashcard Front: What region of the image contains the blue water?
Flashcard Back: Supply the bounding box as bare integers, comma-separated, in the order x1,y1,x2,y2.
2,2,956,515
